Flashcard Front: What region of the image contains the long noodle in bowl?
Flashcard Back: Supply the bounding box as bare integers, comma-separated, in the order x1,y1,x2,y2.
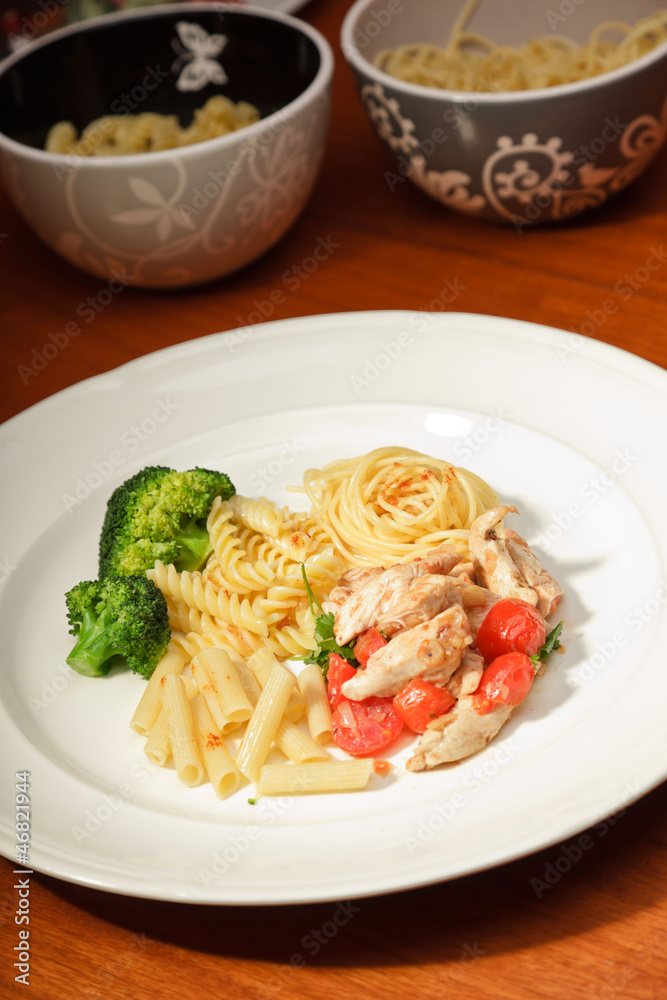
373,0,667,92
296,447,499,567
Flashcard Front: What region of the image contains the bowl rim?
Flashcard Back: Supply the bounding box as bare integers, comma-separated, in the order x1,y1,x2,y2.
0,1,333,165
340,0,667,103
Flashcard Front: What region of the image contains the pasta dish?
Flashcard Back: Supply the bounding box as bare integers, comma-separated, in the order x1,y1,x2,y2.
373,0,667,92
63,448,564,800
45,95,260,156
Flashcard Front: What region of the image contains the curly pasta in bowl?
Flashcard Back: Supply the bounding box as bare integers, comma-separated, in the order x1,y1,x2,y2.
0,4,333,287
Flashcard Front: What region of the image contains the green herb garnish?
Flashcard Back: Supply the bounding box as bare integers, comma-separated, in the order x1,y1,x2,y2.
531,621,563,665
300,565,357,678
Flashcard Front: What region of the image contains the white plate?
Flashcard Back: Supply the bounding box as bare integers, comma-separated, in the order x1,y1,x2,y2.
1,310,666,905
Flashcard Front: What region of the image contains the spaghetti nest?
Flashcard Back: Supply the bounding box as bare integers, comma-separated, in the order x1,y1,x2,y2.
373,0,667,92
297,446,499,567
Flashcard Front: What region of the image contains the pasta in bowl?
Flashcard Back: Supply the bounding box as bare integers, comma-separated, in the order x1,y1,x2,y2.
0,4,333,287
340,0,667,227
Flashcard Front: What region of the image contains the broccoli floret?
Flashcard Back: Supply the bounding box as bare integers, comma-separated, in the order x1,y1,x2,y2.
98,466,235,578
65,576,170,678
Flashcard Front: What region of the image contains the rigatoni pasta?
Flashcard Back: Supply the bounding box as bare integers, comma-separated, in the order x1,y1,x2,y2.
160,674,204,787
191,696,241,800
297,663,333,745
191,646,253,725
235,660,297,781
130,645,187,736
144,677,198,767
256,760,376,796
248,648,305,723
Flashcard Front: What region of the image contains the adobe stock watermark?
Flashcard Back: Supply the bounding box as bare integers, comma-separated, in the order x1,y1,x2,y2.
290,900,362,964
70,758,163,845
343,0,404,55
17,268,134,385
220,235,340,354
246,440,305,494
197,796,295,885
0,558,16,587
60,396,179,512
545,0,587,31
177,105,298,225
82,933,153,1000
573,581,667,687
385,79,501,193
530,780,641,899
51,66,171,180
592,923,667,1000
453,406,508,462
512,116,629,233
404,735,522,855
435,941,488,993
557,245,667,360
4,0,64,51
350,279,467,395
531,447,637,552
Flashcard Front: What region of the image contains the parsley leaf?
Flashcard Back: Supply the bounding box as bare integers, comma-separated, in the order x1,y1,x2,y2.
299,565,357,678
531,621,563,665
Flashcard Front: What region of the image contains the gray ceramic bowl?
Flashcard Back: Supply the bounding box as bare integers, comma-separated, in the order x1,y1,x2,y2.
341,0,667,227
0,3,333,287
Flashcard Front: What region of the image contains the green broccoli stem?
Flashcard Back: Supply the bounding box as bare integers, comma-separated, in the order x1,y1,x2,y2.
66,606,123,677
173,517,213,572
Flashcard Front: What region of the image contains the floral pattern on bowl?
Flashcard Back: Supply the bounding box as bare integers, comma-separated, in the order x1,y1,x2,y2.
362,82,667,229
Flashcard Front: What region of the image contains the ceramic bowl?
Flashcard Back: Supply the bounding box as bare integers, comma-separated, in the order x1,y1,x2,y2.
341,0,667,228
0,3,333,287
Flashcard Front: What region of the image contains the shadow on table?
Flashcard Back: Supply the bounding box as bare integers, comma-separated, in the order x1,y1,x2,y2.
40,781,666,973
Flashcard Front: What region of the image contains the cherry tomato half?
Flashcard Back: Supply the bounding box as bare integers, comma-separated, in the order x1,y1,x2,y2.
331,695,404,756
326,653,357,709
393,678,455,733
471,652,535,715
354,627,387,665
476,598,546,662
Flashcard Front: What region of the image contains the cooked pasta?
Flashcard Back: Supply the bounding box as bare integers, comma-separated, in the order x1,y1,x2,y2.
235,660,297,781
191,646,253,726
130,645,187,737
144,677,198,767
373,0,667,92
191,697,242,800
248,648,305,724
45,95,260,156
297,663,333,745
295,446,498,567
160,674,204,786
206,497,275,594
256,760,375,796
148,560,281,636
120,447,543,802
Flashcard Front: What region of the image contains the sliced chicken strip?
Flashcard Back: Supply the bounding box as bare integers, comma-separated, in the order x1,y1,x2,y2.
445,648,485,699
417,545,463,575
469,505,538,607
406,695,513,770
341,605,471,700
338,566,385,591
376,574,467,636
321,586,351,617
501,529,563,616
460,587,501,638
334,548,462,645
448,561,477,585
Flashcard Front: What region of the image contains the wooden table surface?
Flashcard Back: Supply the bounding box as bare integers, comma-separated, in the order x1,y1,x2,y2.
1,0,666,997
